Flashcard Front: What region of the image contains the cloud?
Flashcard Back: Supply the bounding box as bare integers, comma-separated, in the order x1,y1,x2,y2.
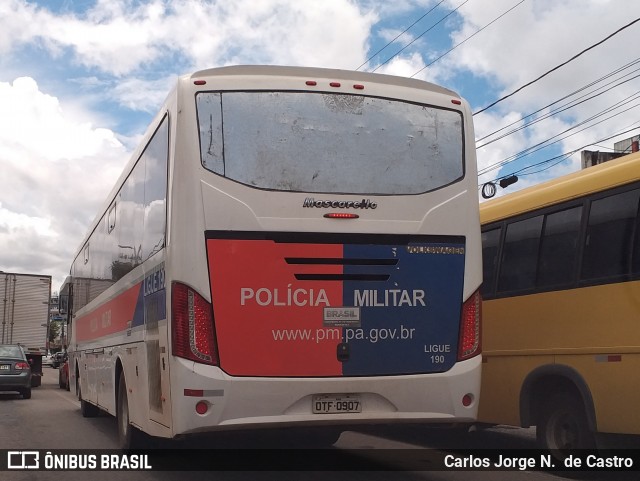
438,0,640,187
0,0,385,292
0,0,378,76
374,52,428,79
0,77,122,162
111,76,175,113
0,77,129,291
446,0,639,111
2,0,640,289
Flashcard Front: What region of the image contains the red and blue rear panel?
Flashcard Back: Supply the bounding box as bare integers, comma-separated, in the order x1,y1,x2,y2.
206,232,465,377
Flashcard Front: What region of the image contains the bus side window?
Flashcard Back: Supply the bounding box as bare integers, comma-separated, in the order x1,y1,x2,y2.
141,116,169,261
497,215,543,293
537,206,582,288
581,188,640,281
634,194,640,275
481,227,501,298
196,93,223,175
115,157,145,279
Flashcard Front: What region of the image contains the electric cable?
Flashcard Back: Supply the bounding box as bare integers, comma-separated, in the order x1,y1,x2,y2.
478,94,640,177
355,0,447,71
370,0,471,73
476,56,640,143
478,122,640,187
473,17,640,115
476,61,640,148
410,0,527,78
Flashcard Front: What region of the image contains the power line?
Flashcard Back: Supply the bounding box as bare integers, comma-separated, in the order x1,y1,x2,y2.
479,97,640,177
475,58,640,183
473,17,640,115
476,57,640,143
370,0,471,73
512,123,640,177
355,0,447,71
410,0,527,78
478,93,640,176
476,57,640,147
478,122,640,187
477,71,640,151
515,155,572,178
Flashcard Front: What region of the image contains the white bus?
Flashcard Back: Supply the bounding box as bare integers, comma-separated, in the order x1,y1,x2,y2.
63,65,482,448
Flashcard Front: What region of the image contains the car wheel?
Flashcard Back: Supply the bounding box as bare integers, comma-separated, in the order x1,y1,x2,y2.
22,388,32,399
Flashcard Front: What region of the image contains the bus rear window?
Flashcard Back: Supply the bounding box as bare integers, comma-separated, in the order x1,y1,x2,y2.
196,91,464,195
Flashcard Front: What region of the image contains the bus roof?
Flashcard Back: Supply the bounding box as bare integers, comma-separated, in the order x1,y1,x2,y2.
480,150,640,225
189,65,459,98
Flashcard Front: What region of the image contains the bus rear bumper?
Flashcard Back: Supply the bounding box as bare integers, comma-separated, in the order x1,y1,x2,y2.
171,355,481,436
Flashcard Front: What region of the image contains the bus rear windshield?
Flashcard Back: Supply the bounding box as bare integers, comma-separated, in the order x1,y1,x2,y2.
196,91,464,195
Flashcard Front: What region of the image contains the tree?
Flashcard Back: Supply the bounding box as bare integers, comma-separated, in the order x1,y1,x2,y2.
48,321,61,343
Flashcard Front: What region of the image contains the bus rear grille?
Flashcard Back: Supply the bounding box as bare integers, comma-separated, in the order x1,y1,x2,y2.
286,258,395,282
294,274,389,281
285,258,398,266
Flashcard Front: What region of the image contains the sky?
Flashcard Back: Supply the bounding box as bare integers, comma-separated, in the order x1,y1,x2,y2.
1,0,639,292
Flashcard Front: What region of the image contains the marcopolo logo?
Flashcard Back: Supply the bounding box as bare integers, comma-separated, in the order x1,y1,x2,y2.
303,198,378,209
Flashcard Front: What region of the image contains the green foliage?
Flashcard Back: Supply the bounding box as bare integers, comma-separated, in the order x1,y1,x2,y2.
48,321,61,343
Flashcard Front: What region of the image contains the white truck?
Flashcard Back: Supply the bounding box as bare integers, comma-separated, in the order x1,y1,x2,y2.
1,272,51,387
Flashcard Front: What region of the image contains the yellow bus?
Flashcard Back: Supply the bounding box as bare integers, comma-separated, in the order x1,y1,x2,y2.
478,151,640,451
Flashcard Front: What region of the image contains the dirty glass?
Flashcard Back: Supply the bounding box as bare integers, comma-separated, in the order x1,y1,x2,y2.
197,91,463,194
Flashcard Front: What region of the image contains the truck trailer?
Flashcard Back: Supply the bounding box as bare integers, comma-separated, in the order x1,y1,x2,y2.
1,272,51,387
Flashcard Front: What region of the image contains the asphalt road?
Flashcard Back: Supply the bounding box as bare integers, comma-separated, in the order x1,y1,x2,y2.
0,368,635,481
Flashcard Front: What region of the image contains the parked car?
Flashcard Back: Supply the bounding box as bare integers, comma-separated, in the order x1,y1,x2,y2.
52,351,67,369
58,359,69,391
0,344,32,399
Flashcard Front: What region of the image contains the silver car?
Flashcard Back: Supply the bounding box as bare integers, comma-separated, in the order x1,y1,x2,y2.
0,345,32,399
42,353,54,367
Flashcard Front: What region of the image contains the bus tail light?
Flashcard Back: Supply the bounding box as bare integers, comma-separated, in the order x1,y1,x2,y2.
195,401,209,415
172,282,219,366
458,290,481,361
323,213,359,219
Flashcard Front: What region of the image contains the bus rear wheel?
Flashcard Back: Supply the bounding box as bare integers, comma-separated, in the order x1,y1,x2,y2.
536,390,594,453
117,375,146,450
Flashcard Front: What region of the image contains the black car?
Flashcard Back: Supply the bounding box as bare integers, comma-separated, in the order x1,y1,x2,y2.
0,344,32,399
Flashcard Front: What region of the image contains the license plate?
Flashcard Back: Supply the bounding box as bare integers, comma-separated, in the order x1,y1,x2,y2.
0,365,9,370
313,394,361,414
